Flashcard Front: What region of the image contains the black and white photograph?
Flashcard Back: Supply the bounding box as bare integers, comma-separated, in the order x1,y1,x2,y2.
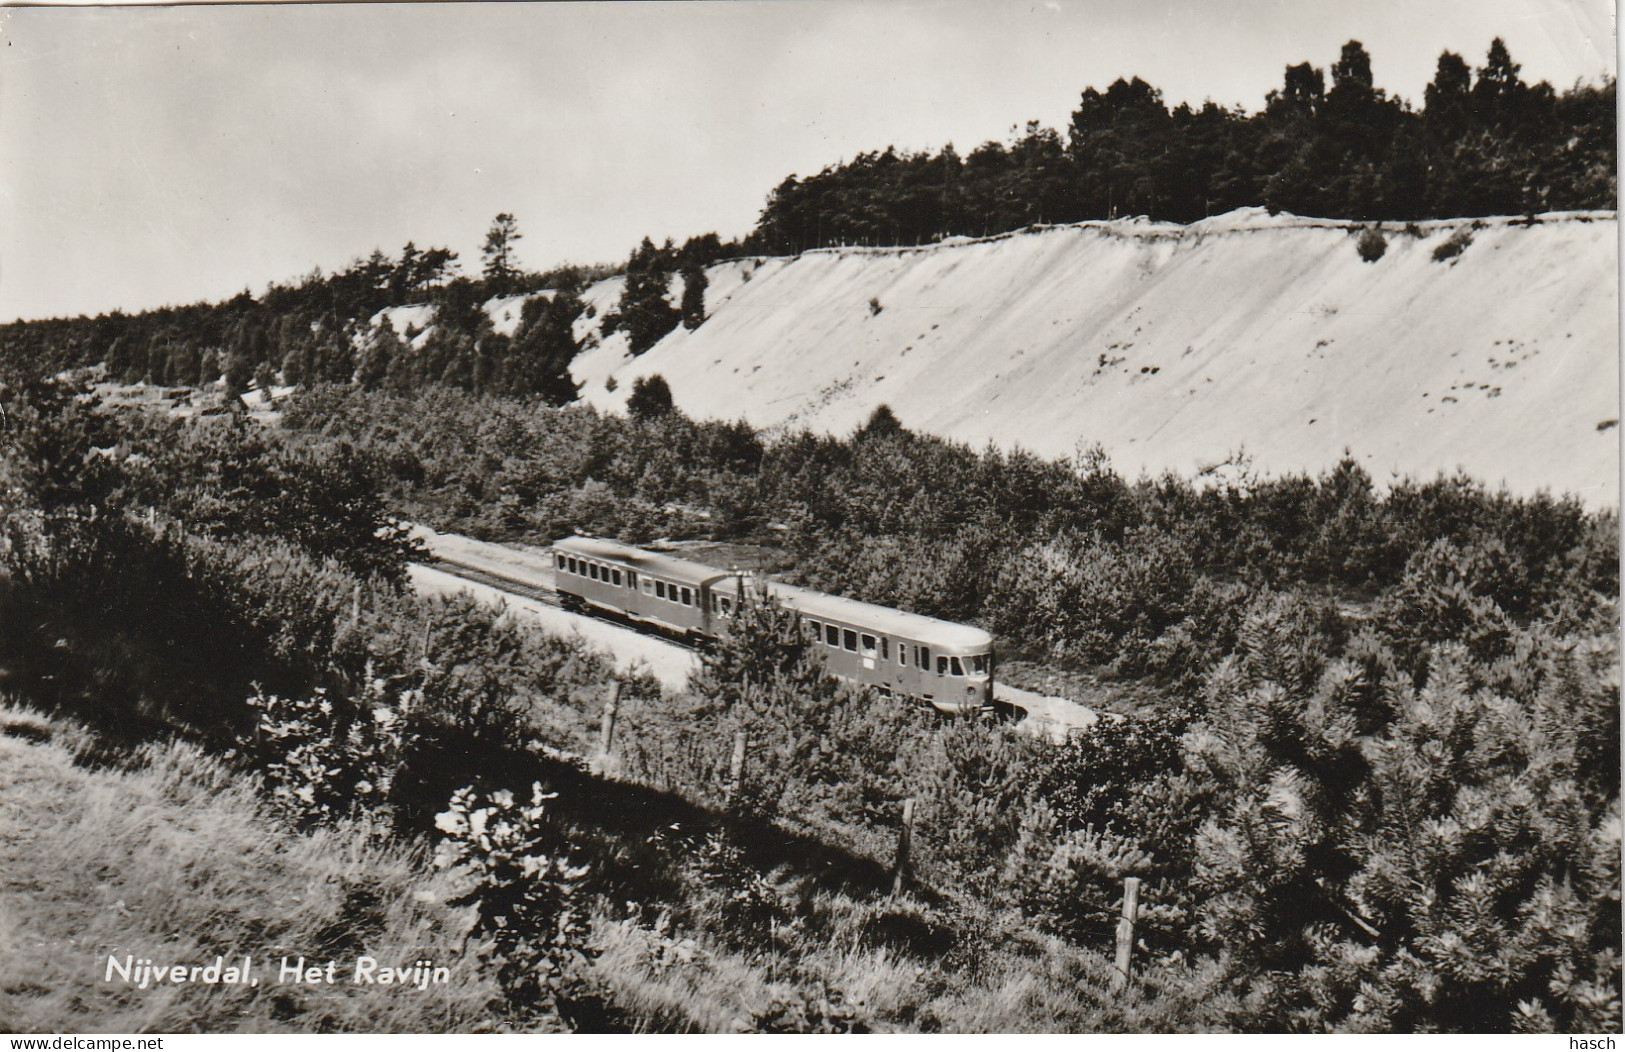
0,0,1618,1036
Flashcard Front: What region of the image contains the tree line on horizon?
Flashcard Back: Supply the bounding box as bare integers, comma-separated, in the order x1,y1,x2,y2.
743,38,1616,253
0,212,733,395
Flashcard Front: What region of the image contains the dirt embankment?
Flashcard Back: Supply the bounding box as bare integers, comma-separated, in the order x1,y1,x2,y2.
572,209,1619,506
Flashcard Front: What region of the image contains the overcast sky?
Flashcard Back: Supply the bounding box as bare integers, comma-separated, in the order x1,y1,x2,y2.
0,0,1614,322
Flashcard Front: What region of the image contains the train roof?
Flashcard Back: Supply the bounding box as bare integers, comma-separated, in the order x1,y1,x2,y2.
765,581,994,652
552,535,739,587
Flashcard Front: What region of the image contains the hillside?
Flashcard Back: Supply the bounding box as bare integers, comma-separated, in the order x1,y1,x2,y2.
572,209,1619,505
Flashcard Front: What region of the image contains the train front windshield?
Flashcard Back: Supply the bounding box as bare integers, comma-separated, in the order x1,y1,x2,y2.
936,653,992,678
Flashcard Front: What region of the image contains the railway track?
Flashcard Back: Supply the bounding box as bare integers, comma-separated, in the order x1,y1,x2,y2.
425,555,565,609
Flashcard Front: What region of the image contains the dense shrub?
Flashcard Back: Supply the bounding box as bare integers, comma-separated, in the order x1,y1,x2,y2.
1356,226,1388,262
243,678,415,829
435,784,605,1027
1187,636,1621,1032
1432,226,1475,261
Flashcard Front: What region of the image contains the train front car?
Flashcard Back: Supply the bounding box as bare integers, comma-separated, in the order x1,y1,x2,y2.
767,583,995,714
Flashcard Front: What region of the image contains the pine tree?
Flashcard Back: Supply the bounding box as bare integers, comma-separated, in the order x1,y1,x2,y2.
686,583,844,817
617,238,681,355
222,321,258,405
508,283,584,405
625,374,674,419
355,324,401,390
679,261,707,330
1474,38,1528,133
481,213,523,297
1424,51,1473,142
1188,608,1622,1032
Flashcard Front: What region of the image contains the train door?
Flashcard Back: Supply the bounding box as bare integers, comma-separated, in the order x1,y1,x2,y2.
623,569,641,620
859,633,879,671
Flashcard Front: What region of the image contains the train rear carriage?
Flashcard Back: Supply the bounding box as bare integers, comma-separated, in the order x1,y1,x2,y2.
551,536,745,638
765,582,994,714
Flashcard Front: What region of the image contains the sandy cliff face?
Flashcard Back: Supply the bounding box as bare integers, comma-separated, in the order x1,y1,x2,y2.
573,209,1618,504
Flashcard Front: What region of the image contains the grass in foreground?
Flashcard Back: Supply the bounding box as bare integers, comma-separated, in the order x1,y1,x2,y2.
0,701,1223,1033
0,704,498,1033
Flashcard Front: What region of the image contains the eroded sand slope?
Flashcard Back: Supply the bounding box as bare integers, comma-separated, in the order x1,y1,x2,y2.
573,209,1619,504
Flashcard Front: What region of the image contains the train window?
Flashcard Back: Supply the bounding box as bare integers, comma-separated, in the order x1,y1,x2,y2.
628,571,638,589
806,619,820,639
881,637,889,660
642,579,653,596
843,629,857,652
655,581,667,599
825,624,839,647
609,568,619,586
936,656,948,676
720,596,732,617
556,554,566,570
951,656,965,676
918,646,930,670
589,563,600,581
897,643,908,666
860,634,877,657
969,654,988,675
567,557,578,575
680,587,692,606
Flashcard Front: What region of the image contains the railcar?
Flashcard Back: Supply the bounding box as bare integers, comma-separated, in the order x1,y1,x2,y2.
763,581,994,713
551,535,745,637
549,536,994,714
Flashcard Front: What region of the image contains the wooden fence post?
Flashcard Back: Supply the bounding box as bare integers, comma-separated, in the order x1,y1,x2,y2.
1112,876,1142,993
891,798,916,898
599,679,621,756
725,729,748,807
